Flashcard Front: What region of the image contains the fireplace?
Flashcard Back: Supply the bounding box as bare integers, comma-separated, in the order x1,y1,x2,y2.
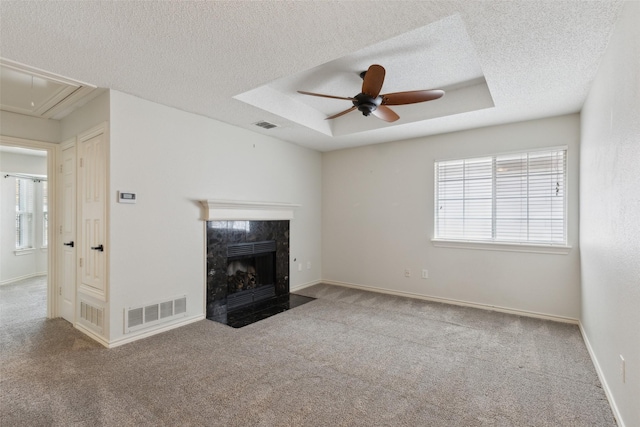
206,220,292,325
202,200,315,328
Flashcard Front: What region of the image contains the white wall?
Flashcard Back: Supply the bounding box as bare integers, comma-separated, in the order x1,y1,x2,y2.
60,91,110,141
580,2,640,426
0,151,47,174
107,90,322,343
0,110,60,143
322,114,580,319
0,152,48,283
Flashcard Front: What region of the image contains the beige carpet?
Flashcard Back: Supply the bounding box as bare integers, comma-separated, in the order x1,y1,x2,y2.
0,282,615,426
0,275,47,326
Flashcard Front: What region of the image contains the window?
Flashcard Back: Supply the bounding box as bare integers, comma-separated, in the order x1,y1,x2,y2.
435,148,567,245
42,181,48,247
15,178,35,250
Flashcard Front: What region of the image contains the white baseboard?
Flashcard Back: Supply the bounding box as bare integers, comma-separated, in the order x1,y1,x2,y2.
75,314,206,349
578,322,625,427
0,272,47,286
75,323,110,348
107,314,205,348
290,279,322,293
322,279,579,324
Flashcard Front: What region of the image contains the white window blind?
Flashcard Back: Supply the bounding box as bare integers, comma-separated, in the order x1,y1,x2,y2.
15,178,35,249
435,149,567,245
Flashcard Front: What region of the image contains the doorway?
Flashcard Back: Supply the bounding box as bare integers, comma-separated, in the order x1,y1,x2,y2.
0,137,58,321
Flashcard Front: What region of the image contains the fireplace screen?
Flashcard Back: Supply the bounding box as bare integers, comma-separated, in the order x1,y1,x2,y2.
226,240,276,310
227,253,274,291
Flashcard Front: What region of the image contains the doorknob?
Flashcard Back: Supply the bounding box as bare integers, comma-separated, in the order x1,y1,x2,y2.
90,244,104,252
63,241,74,248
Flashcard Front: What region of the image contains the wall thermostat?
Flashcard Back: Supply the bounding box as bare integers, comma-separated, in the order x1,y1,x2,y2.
118,191,137,204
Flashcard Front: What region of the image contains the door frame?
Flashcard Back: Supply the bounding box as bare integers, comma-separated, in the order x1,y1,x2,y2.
59,138,76,322
0,135,58,318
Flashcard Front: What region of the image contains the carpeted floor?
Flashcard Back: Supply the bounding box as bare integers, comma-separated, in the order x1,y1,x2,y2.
0,282,615,426
0,275,47,326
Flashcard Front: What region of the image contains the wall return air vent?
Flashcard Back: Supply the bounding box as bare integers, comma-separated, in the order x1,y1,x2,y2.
79,300,105,333
125,295,187,333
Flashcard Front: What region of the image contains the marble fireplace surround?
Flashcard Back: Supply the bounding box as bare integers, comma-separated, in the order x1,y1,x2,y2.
201,200,300,325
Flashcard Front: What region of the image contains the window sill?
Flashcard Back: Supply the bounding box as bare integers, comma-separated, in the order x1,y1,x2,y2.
431,239,572,255
14,248,35,256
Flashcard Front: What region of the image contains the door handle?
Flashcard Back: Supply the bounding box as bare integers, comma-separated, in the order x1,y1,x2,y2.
90,244,104,252
63,241,74,248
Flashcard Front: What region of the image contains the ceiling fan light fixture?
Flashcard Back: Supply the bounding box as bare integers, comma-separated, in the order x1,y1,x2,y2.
297,64,444,123
353,93,382,116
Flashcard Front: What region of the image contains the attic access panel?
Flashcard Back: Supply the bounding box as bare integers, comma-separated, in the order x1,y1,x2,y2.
0,59,97,119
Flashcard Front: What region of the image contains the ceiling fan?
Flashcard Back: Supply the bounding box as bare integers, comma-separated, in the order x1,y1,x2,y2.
297,64,444,123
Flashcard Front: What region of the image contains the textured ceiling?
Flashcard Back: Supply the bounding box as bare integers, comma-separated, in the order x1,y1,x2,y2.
0,1,624,152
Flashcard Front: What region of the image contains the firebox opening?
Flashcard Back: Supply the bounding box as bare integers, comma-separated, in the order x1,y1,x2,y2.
226,241,277,311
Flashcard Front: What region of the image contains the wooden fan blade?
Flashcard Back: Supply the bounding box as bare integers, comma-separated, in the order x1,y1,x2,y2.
326,106,357,120
372,105,399,122
361,64,385,98
297,91,355,101
381,89,445,105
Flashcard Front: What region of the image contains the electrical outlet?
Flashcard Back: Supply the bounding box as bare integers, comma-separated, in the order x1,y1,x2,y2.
307,261,311,270
422,269,429,279
298,263,302,272
620,355,625,383
404,269,411,278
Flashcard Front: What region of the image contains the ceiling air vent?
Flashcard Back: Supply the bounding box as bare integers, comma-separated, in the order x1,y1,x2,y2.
254,120,278,130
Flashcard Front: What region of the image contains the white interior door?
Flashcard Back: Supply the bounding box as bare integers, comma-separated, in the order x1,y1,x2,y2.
58,142,76,322
78,129,106,298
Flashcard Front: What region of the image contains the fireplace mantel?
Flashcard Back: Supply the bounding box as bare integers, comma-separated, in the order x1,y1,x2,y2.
201,199,300,221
